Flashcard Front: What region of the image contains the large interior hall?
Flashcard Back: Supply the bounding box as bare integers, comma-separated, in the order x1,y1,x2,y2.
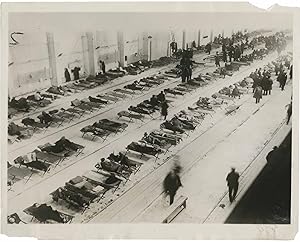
6,12,293,225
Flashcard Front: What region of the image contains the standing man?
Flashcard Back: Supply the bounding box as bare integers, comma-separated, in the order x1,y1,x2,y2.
101,60,106,74
161,101,169,120
215,52,220,67
163,164,183,205
226,168,240,203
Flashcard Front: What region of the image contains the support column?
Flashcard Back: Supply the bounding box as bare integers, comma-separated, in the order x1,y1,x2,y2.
142,32,148,60
197,30,201,47
222,30,224,38
182,30,186,50
46,32,58,86
81,35,89,75
210,30,213,43
148,36,152,61
86,32,95,75
117,31,125,67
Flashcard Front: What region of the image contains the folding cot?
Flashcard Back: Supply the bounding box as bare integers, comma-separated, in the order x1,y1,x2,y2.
160,121,185,134
126,141,162,161
94,161,132,185
114,88,136,96
106,91,128,99
80,125,112,142
124,83,144,93
83,170,122,193
117,111,145,122
97,94,119,103
108,152,143,174
50,187,91,212
65,82,86,91
65,176,107,200
37,112,65,128
38,143,72,159
8,162,36,184
150,130,182,146
27,95,52,107
92,121,121,134
164,88,184,96
14,155,51,176
225,104,241,115
61,107,85,119
100,119,128,131
88,96,109,105
23,203,74,223
21,117,48,132
81,98,104,109
33,149,65,168
71,99,95,113
49,109,77,124
140,136,172,154
128,106,155,118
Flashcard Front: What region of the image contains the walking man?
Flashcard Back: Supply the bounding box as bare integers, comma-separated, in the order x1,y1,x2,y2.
226,168,240,203
163,164,183,205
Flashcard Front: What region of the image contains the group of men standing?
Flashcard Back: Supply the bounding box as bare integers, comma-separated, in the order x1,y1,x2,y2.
180,51,193,83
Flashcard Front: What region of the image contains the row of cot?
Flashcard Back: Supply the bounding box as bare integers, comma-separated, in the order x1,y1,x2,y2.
7,58,163,119
116,72,218,122
8,137,85,190
7,74,169,143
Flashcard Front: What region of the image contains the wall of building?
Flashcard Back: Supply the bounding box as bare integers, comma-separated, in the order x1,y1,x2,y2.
95,30,119,71
8,31,51,97
54,31,87,84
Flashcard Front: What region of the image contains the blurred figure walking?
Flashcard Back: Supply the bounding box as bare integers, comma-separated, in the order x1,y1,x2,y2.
163,164,183,205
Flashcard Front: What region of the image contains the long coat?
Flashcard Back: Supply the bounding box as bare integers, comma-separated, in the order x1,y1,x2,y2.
163,171,182,194
161,102,168,116
253,86,263,99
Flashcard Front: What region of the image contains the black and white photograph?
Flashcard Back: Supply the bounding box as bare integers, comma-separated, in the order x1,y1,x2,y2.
1,1,299,240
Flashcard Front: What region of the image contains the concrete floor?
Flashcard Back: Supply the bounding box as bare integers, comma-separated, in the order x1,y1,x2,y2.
7,45,293,224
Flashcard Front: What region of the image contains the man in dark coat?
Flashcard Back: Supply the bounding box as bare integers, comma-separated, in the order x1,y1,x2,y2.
278,71,287,91
64,68,71,82
161,101,169,120
286,102,292,124
290,65,293,79
215,52,220,67
101,61,106,74
226,168,240,203
163,164,183,205
72,67,81,80
205,43,212,55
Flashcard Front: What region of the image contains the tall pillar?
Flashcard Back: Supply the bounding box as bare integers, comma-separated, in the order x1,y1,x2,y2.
148,37,152,61
81,35,89,75
46,32,58,86
210,30,213,43
182,30,186,50
222,30,224,38
142,32,148,60
117,31,125,67
86,32,95,75
197,30,201,47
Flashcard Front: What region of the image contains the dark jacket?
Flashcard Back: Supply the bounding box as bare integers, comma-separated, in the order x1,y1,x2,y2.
226,171,239,187
163,171,182,194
